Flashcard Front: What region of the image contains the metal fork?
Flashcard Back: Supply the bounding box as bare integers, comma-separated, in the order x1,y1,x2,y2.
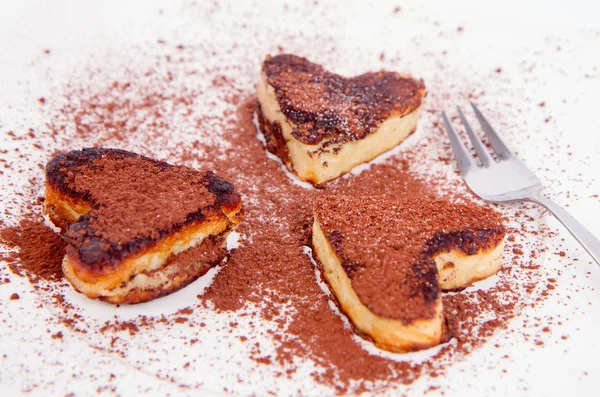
442,103,600,266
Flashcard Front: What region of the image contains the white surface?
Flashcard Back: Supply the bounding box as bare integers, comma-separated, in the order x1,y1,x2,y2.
1,0,599,396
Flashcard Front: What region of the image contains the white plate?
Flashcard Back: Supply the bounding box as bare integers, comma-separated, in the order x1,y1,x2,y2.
1,1,600,396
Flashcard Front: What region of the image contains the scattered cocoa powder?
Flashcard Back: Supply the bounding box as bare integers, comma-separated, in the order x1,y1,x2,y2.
0,215,66,283
0,97,548,393
0,49,552,395
100,320,140,336
196,100,545,392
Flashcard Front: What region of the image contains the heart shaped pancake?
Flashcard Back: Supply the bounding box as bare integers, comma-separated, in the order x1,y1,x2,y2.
311,195,505,352
257,54,426,185
43,148,243,304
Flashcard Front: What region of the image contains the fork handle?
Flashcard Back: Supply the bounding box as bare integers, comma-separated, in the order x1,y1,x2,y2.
529,194,600,266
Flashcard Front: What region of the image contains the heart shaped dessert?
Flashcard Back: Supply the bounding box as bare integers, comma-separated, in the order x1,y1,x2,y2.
43,148,243,304
311,195,505,352
257,54,426,185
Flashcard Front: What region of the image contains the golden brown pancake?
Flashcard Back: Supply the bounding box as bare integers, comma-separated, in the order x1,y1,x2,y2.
43,148,243,304
257,54,426,185
312,195,505,352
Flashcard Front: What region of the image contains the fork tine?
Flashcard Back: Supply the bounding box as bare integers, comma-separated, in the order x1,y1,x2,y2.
470,102,514,159
442,111,474,173
457,107,494,167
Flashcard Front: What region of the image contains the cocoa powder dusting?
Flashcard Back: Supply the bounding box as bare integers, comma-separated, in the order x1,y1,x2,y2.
314,195,504,322
46,148,231,268
0,50,552,395
0,97,547,394
1,0,595,393
263,54,425,144
0,215,66,283
195,100,540,391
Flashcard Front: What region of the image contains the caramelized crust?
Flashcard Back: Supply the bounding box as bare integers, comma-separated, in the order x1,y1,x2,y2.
257,54,426,185
256,102,290,164
45,148,241,272
43,148,243,303
312,195,505,352
313,195,505,322
312,219,444,352
64,232,228,304
62,210,232,288
44,185,91,233
262,54,425,145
